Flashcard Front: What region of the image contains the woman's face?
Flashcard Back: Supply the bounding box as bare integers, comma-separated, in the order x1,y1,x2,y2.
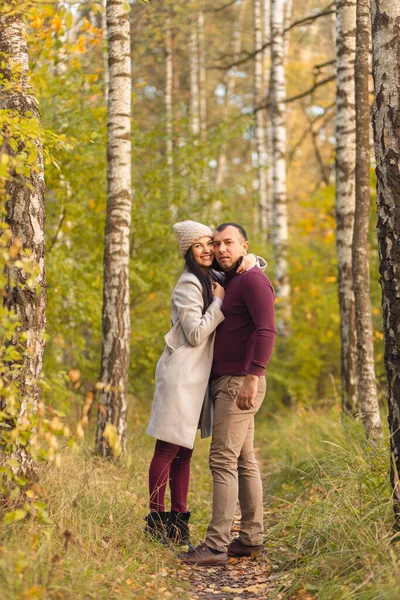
191,236,214,268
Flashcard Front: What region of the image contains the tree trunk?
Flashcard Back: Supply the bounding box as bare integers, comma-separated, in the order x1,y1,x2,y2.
189,22,200,137
353,0,382,439
216,0,247,188
96,0,132,458
254,0,269,240
371,0,400,524
335,0,359,415
0,9,46,479
271,0,291,334
263,0,274,240
198,10,207,141
165,17,174,198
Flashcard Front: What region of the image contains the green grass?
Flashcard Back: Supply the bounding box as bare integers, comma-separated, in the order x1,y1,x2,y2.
1,405,399,599
0,428,192,600
257,406,400,600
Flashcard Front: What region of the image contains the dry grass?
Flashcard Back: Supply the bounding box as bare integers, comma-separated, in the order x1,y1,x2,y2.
0,432,192,600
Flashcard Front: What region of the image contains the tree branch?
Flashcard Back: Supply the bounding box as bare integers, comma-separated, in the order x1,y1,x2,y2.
254,75,336,113
207,0,237,13
210,2,336,71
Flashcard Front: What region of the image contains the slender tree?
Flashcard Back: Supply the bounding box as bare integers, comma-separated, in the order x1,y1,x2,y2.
270,0,291,333
263,0,273,239
0,7,46,478
189,20,200,137
96,0,132,457
198,10,207,140
254,0,269,239
335,0,358,415
352,0,382,439
165,17,174,196
216,0,247,188
371,0,400,524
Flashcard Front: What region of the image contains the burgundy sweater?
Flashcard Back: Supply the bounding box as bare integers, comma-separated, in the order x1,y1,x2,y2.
212,267,276,378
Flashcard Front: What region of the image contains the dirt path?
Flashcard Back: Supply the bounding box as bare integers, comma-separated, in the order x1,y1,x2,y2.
178,513,281,600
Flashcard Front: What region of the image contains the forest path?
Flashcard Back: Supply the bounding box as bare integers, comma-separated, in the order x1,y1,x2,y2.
179,512,279,600
178,449,289,600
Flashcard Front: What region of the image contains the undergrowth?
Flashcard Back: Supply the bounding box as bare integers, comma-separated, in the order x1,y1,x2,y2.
1,404,399,600
258,406,400,600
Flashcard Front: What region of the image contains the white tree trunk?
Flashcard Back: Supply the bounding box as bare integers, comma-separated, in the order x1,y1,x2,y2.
198,10,207,140
353,0,382,439
335,0,359,414
283,0,293,57
263,0,274,240
371,0,400,523
216,0,247,188
271,0,291,333
254,0,269,239
96,0,132,458
189,22,200,137
165,18,174,196
0,10,46,479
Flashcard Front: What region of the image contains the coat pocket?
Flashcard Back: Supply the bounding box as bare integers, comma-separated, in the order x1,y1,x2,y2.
164,343,186,365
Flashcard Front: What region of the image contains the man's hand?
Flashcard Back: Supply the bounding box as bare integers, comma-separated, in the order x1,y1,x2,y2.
236,374,259,410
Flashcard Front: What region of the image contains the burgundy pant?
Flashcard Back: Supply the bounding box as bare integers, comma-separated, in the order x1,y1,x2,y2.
148,439,193,513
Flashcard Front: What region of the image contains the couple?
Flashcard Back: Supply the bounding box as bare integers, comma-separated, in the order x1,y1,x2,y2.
146,220,276,566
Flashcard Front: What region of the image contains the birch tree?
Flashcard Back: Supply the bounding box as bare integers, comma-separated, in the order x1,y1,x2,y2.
189,21,200,137
371,0,400,523
254,0,269,238
96,0,132,458
198,10,207,140
263,0,273,239
216,0,247,188
165,17,174,196
335,0,358,414
0,7,46,478
270,0,291,333
352,0,382,439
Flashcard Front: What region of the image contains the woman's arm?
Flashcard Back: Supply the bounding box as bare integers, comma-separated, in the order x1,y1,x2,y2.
173,275,225,347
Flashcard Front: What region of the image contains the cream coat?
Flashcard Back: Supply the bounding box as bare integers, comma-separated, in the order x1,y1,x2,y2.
147,270,225,449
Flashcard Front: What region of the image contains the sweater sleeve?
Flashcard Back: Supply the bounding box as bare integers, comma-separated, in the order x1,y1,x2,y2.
172,275,225,347
241,273,276,376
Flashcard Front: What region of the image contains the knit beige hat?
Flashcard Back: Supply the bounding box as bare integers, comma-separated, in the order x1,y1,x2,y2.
173,220,213,258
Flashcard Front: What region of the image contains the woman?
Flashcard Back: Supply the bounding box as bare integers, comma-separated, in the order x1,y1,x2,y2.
145,221,262,547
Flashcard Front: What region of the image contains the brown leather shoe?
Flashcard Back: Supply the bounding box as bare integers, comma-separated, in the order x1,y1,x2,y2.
227,538,264,557
180,542,228,566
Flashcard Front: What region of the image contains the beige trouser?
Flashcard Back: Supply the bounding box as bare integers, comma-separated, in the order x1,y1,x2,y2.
205,375,266,552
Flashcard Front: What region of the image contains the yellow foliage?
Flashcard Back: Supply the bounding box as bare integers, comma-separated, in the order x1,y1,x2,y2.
50,16,62,32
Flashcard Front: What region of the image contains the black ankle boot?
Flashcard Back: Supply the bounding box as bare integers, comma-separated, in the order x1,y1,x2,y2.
167,511,191,546
144,511,169,541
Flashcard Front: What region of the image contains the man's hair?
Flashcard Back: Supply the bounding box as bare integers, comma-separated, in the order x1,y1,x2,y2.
215,222,248,241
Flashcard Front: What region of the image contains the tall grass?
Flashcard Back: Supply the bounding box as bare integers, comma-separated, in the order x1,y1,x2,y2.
258,407,400,600
1,405,399,599
0,430,190,600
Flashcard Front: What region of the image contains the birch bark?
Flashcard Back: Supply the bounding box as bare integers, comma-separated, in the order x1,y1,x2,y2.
165,18,174,196
198,10,207,140
0,9,46,479
371,0,400,523
263,0,273,239
353,0,382,439
189,22,200,137
216,0,247,188
335,0,358,414
96,0,132,458
254,0,269,239
271,0,291,333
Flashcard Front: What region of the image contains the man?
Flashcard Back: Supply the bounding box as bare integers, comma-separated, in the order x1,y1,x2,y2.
182,223,276,566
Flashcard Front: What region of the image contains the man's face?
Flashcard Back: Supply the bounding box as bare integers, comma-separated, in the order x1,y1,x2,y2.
213,225,249,272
